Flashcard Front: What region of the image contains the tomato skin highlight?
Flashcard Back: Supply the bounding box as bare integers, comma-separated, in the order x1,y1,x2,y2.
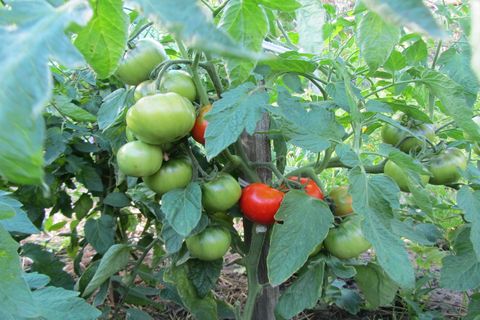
384,160,430,192
116,39,168,85
160,70,197,102
117,141,163,177
328,186,353,217
202,174,242,213
427,148,468,185
126,93,196,145
186,227,231,261
324,215,371,259
240,183,284,225
144,158,193,195
191,104,211,145
287,177,324,200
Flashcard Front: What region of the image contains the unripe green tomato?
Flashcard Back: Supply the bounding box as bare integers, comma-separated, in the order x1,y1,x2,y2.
324,215,371,259
381,121,435,153
116,39,168,85
126,93,196,145
328,186,353,217
160,70,197,102
427,148,468,185
143,158,193,195
117,141,163,177
134,80,157,101
384,160,429,192
202,174,242,213
126,127,136,142
186,227,231,261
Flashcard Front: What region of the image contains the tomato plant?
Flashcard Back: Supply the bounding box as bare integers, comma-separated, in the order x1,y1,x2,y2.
201,173,242,213
324,216,371,259
116,141,163,177
426,148,468,185
126,93,196,145
144,158,193,194
159,69,197,102
328,186,353,217
115,39,168,85
240,183,284,225
186,226,231,261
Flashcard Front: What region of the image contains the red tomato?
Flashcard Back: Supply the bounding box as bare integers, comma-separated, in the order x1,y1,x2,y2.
287,177,324,200
191,104,211,145
239,183,284,225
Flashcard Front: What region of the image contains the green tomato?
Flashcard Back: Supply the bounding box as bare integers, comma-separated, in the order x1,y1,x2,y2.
186,227,231,261
328,186,353,217
427,148,467,185
381,117,435,153
116,39,168,85
126,93,196,145
160,70,197,102
117,141,163,177
143,158,193,195
324,215,371,259
384,160,429,192
134,80,158,101
202,174,242,213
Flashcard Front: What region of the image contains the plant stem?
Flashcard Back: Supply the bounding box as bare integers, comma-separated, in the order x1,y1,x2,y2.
431,41,443,69
128,22,153,44
276,20,297,50
364,79,422,98
191,52,210,106
203,54,224,98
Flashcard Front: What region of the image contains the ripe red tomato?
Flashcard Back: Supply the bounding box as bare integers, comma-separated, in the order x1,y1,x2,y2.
239,183,284,225
191,104,211,145
287,176,324,200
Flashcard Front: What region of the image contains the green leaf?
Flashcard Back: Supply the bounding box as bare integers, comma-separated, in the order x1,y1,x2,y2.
97,88,133,131
296,0,324,54
259,51,317,76
330,281,362,315
349,168,415,288
103,192,131,207
404,39,428,65
44,127,70,165
84,215,116,254
355,263,399,308
162,182,202,237
440,226,480,291
126,308,154,320
0,191,39,234
73,194,93,220
187,259,223,298
384,50,406,72
275,262,325,319
465,293,480,320
325,81,363,112
74,0,128,79
23,272,50,290
219,0,268,86
52,95,96,122
268,191,333,286
21,243,75,289
204,83,268,160
0,225,38,320
472,1,480,82
0,1,91,185
457,187,480,259
256,0,300,11
83,244,131,297
77,165,104,192
268,88,344,152
161,223,184,254
421,69,480,141
361,0,445,38
391,220,441,246
356,11,400,71
164,264,218,320
131,0,254,59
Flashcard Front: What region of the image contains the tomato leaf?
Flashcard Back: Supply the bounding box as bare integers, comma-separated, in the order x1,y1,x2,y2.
268,191,333,286
257,0,300,12
219,0,268,87
361,0,445,39
356,11,400,71
472,0,480,82
355,263,399,309
187,259,223,298
296,0,324,54
349,168,415,288
52,95,96,122
84,215,116,255
465,293,480,320
161,182,202,237
275,261,325,319
161,223,185,254
74,0,128,79
204,83,268,160
0,225,38,319
97,88,133,131
0,0,91,185
440,226,480,290
164,264,218,320
82,244,131,297
457,187,480,259
103,192,131,208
